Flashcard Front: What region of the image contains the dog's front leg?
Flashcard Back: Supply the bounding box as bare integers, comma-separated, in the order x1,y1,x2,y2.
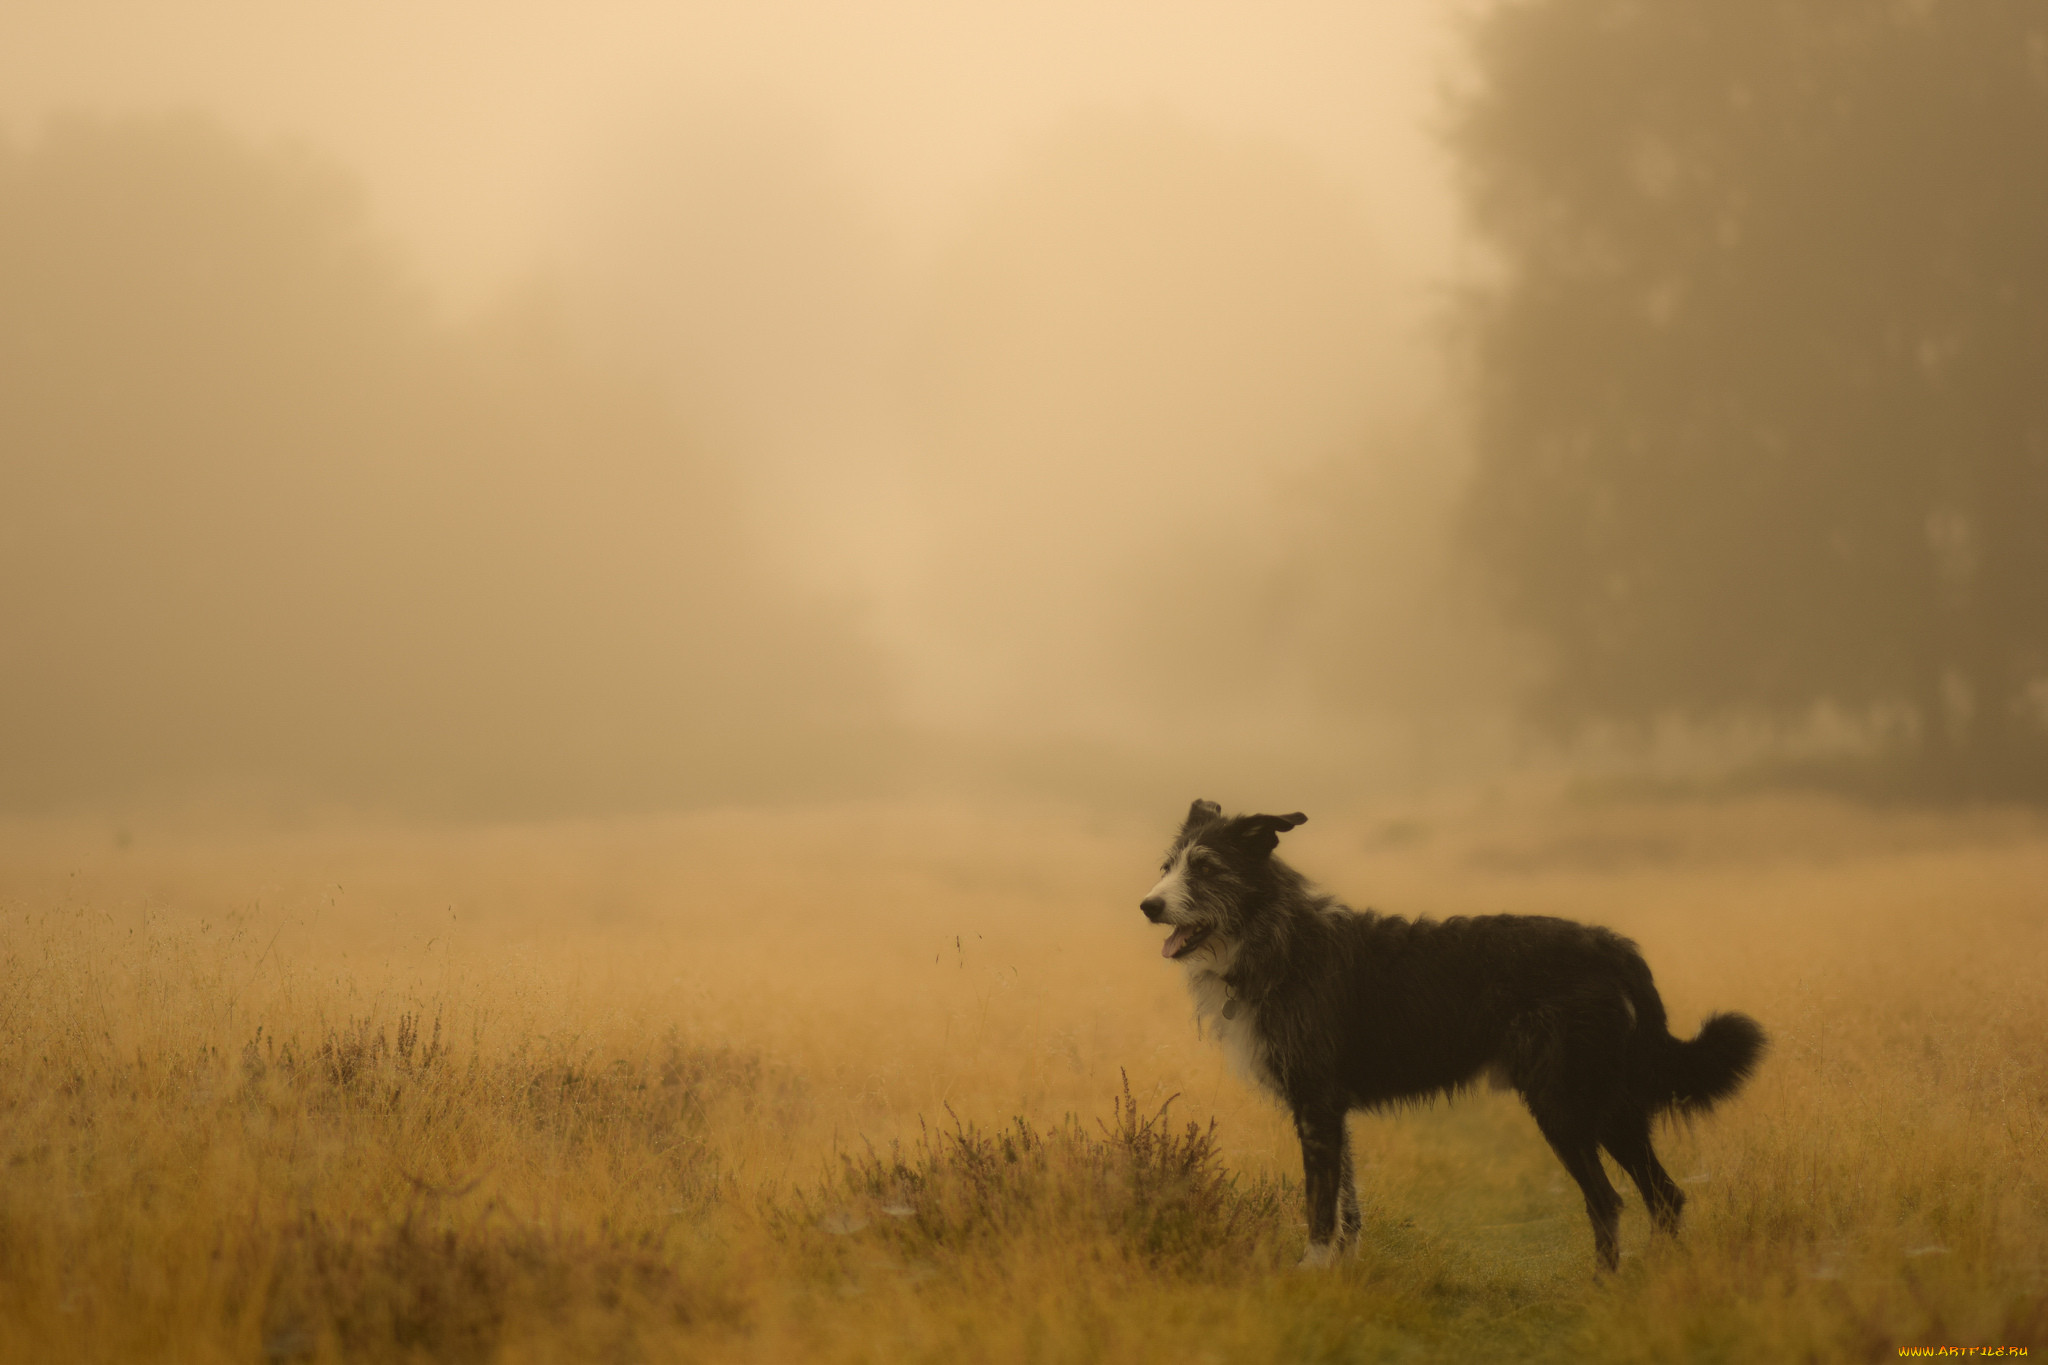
1294,1105,1347,1267
1337,1128,1361,1251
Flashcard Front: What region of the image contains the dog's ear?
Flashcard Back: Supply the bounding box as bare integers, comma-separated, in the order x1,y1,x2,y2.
1183,799,1223,830
1240,811,1308,856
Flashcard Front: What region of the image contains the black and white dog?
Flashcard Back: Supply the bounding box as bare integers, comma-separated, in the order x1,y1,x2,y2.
1140,800,1765,1271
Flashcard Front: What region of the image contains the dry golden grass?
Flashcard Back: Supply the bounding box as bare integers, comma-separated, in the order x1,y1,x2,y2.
2,791,2045,1362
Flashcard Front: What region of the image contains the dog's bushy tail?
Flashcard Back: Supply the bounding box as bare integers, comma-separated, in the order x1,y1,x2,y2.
1657,1012,1768,1115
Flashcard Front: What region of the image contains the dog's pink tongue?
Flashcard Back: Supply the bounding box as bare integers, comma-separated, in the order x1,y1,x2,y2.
1161,926,1193,959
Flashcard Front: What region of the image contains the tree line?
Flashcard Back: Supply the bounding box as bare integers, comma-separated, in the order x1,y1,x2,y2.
1457,0,2048,797
0,115,888,814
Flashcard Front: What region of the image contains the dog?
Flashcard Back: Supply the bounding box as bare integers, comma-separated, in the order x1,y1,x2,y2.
1140,799,1765,1271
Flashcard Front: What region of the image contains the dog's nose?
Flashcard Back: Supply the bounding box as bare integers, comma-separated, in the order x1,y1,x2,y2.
1140,896,1165,922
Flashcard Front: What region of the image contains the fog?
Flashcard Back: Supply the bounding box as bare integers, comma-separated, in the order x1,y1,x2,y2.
11,3,2040,815
0,2,1517,816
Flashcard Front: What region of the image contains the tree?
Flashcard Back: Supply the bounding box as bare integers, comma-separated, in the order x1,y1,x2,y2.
1455,0,2048,794
0,115,888,814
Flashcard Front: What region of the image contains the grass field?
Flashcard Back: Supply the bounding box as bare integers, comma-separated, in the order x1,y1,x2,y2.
2,789,2045,1362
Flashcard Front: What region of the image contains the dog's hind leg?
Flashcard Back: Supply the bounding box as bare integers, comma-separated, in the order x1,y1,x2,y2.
1531,1107,1624,1272
1337,1123,1362,1252
1293,1105,1348,1267
1601,1106,1684,1234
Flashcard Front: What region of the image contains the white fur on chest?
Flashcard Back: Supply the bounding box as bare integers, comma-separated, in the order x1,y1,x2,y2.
1182,959,1280,1096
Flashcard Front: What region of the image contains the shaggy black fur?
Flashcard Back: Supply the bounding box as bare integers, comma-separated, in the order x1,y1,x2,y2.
1139,799,1766,1272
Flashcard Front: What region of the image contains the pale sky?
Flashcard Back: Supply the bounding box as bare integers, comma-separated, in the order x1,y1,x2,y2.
0,2,1464,309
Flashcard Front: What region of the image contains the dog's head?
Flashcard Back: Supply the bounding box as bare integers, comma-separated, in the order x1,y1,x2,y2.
1140,799,1307,962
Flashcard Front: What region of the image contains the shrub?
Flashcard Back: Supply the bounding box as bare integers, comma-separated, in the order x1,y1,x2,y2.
806,1071,1289,1275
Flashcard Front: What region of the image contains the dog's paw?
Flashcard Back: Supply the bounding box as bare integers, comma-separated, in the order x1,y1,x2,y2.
1296,1242,1337,1270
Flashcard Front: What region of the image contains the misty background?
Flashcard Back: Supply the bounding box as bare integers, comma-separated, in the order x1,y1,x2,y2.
3,1,2044,817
